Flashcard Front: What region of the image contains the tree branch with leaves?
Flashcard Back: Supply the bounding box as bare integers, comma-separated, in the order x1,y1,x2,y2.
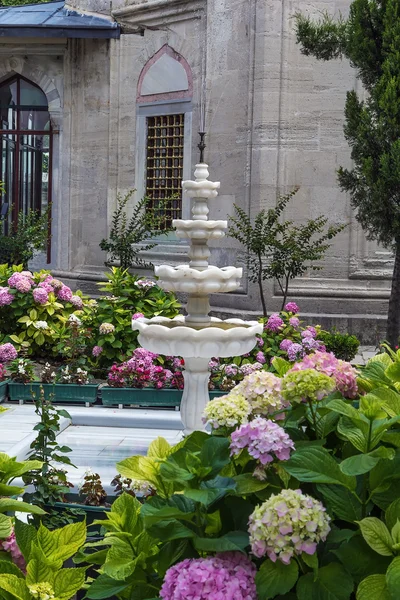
228,188,344,317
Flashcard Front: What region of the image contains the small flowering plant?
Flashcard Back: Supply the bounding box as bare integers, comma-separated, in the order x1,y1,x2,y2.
107,348,182,390
7,358,35,383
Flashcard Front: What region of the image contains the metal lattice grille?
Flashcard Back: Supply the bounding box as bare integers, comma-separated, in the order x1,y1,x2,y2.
145,114,184,229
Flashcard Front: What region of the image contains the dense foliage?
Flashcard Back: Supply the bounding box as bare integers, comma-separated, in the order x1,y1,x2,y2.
296,0,400,347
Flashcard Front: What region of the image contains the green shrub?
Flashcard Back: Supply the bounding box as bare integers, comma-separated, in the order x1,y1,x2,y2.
87,267,181,366
0,264,88,357
318,329,360,362
0,209,49,267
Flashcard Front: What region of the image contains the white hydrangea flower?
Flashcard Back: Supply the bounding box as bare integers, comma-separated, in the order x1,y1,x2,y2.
33,320,48,330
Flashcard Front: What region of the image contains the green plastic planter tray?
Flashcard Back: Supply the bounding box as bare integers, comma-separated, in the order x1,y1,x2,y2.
0,380,8,403
101,387,225,407
8,382,99,404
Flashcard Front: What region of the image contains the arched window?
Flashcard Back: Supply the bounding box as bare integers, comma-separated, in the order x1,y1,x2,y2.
0,75,52,245
136,45,193,231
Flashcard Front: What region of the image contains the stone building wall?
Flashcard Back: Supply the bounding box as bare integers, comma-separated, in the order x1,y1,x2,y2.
0,0,391,342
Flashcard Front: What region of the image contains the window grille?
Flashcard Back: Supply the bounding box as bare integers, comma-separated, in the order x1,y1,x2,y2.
145,114,184,230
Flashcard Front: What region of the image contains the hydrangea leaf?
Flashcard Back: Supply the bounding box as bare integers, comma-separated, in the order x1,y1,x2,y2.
284,446,357,490
357,518,394,556
256,559,298,600
386,556,400,600
356,574,391,600
339,447,395,476
297,563,353,600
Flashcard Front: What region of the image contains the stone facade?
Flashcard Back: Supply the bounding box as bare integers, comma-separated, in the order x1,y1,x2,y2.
0,0,391,342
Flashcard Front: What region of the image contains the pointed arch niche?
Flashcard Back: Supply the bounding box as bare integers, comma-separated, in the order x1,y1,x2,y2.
136,45,193,231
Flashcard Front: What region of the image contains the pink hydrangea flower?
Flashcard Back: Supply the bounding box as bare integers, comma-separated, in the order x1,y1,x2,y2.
230,417,295,466
33,287,49,305
0,286,13,306
285,302,299,313
0,343,17,363
92,346,103,357
1,529,26,572
15,277,32,293
20,271,33,279
38,281,53,293
266,313,284,332
70,295,83,308
290,350,358,399
7,272,24,288
160,552,257,600
132,312,145,320
257,336,264,347
57,285,73,302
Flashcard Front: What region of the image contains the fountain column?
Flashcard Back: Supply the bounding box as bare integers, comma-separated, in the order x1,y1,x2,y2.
132,163,262,434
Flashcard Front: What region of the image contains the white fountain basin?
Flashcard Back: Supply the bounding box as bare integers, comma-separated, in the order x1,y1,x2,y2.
174,220,227,240
132,315,262,358
154,265,242,294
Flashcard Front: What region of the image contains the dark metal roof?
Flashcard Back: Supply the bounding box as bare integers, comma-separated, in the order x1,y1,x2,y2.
0,1,120,38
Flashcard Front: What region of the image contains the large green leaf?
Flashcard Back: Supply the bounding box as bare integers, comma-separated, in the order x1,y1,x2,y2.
284,447,356,490
0,499,45,516
199,436,231,479
339,447,395,476
317,484,362,522
0,484,24,498
256,559,298,600
26,559,54,586
14,520,37,562
0,575,29,600
53,568,86,600
146,519,196,542
85,573,129,600
369,387,400,417
116,455,160,488
337,417,367,453
356,574,391,600
193,531,249,553
36,520,86,563
386,556,400,600
333,534,391,582
357,518,394,556
386,499,400,531
147,437,172,460
0,561,24,578
231,473,269,496
184,476,236,507
141,504,195,527
369,451,400,494
297,563,353,600
0,514,12,539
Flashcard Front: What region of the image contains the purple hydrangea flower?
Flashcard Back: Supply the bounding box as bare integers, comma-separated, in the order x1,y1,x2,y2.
92,346,103,357
287,343,304,361
302,326,317,339
0,287,13,306
257,337,264,347
266,313,284,332
7,272,24,288
160,552,257,600
285,302,299,313
0,343,17,363
33,287,49,305
256,351,266,365
279,339,293,351
230,417,295,465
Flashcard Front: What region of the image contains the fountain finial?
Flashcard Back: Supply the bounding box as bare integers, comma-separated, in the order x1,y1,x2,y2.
198,131,206,164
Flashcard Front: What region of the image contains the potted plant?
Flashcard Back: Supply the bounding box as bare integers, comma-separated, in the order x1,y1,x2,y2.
101,348,224,408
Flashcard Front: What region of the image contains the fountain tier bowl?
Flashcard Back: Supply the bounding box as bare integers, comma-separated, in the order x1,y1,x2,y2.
154,265,242,294
132,315,263,358
173,219,227,240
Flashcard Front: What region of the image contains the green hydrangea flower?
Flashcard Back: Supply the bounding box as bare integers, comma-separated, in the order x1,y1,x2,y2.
281,368,335,404
28,583,55,600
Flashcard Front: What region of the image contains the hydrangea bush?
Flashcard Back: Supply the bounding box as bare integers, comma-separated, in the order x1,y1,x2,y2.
67,348,400,600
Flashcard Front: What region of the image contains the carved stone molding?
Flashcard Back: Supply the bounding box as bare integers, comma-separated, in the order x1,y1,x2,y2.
112,0,204,29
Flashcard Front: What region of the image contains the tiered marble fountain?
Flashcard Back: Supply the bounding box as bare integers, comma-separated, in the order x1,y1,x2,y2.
132,163,262,434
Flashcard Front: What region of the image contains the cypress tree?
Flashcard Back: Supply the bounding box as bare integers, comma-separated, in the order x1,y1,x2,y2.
296,0,400,346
